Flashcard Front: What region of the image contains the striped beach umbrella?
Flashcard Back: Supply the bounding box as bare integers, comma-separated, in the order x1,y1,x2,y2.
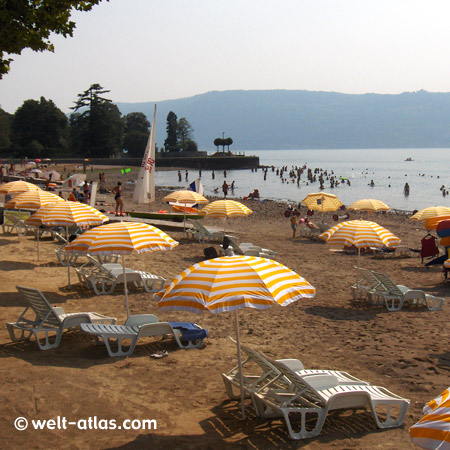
425,216,450,231
319,220,400,249
301,192,343,213
411,207,450,222
199,199,253,232
25,201,108,228
25,201,108,270
347,198,390,212
163,190,209,232
155,255,315,418
0,180,42,195
66,221,178,317
5,190,64,210
410,387,450,449
319,220,400,296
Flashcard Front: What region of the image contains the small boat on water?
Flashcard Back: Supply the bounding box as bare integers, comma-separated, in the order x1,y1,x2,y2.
405,157,414,161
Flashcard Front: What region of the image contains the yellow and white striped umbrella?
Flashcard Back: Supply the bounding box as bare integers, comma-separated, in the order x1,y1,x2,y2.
319,220,401,248
5,190,64,210
25,201,108,228
163,190,209,205
155,254,315,418
410,387,450,449
0,180,42,195
411,207,450,222
347,198,390,212
199,199,253,218
163,190,209,232
66,221,178,317
155,255,315,313
301,192,343,213
65,221,179,256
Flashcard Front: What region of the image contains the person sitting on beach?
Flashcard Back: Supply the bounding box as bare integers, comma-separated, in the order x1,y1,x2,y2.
247,189,260,200
305,217,319,229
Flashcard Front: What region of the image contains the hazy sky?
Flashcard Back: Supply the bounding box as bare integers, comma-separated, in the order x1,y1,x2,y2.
1,0,450,114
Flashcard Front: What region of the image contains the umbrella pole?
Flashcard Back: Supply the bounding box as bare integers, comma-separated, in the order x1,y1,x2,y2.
66,226,71,287
122,254,130,318
234,309,246,420
36,228,39,261
356,247,361,297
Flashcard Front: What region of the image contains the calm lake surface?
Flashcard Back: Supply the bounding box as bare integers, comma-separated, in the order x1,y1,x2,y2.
155,148,450,212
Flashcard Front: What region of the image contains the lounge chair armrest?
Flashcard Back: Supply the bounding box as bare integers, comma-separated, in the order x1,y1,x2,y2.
125,314,159,327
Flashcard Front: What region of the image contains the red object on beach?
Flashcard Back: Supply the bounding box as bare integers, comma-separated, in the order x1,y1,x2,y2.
436,220,450,238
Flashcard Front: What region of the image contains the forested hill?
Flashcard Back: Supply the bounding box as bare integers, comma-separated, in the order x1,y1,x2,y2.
116,89,450,150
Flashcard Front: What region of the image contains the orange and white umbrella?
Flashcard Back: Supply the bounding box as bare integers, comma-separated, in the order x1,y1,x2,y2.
410,387,450,449
163,190,209,232
319,220,400,249
25,201,108,269
199,199,253,232
5,190,64,210
0,180,42,195
319,220,400,296
66,221,178,316
347,198,390,212
25,201,108,228
155,255,315,418
411,207,450,222
301,192,343,213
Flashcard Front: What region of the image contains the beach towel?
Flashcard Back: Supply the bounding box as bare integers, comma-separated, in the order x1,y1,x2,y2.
168,322,208,342
421,234,439,262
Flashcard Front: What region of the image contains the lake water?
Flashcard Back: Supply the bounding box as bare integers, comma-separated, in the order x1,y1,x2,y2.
155,148,450,212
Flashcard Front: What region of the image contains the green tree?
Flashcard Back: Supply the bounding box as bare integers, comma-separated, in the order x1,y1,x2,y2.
70,84,123,157
0,1,105,78
0,108,12,153
213,138,221,152
11,97,68,157
123,112,150,157
224,137,233,152
177,117,195,152
164,111,178,152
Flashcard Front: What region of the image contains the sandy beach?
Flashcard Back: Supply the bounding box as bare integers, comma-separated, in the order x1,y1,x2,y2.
0,165,449,449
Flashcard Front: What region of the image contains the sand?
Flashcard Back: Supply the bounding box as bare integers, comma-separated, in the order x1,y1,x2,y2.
0,165,449,449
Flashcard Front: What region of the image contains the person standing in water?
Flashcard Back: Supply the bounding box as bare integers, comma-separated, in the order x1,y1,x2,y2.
404,182,410,196
113,181,124,216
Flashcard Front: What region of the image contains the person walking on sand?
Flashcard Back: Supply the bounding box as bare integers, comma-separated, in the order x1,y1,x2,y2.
290,212,298,238
113,181,124,216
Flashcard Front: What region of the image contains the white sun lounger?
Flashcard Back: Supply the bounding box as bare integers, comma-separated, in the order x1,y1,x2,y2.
6,285,116,350
252,356,410,440
81,314,207,357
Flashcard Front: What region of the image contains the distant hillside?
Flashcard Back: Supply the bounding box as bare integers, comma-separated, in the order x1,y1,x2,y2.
116,89,450,150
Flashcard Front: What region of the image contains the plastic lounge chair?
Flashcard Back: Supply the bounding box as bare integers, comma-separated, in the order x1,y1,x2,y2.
226,236,276,258
6,285,116,350
350,267,383,302
371,271,444,311
80,314,208,357
392,245,412,258
2,210,33,235
187,220,224,243
222,343,369,400
252,357,410,440
75,255,166,295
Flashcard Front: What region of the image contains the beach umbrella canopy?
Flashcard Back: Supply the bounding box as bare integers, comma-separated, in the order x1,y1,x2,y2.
163,189,208,205
66,221,179,317
155,255,316,418
5,190,64,210
199,200,253,218
410,387,450,449
0,180,42,195
25,201,109,271
347,198,390,212
301,192,343,213
411,207,450,222
319,219,401,249
199,199,253,232
425,216,450,231
163,190,209,232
